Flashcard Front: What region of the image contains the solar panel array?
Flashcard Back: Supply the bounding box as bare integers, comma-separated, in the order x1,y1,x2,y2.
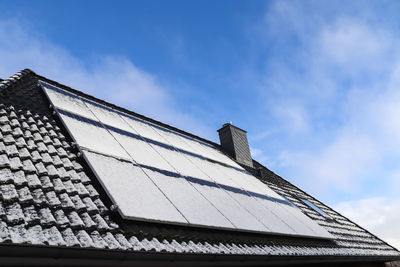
40,81,333,239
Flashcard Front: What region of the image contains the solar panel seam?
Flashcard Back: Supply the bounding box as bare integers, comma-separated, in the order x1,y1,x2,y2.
56,96,245,173
78,96,192,224
41,82,190,224
158,130,295,209
75,95,237,228
73,143,293,208
142,124,279,232
149,123,324,237
132,118,277,232
203,162,299,234
117,113,239,229
50,107,296,208
205,153,332,237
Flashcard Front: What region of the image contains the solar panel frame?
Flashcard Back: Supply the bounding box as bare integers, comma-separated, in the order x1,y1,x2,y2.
40,80,334,239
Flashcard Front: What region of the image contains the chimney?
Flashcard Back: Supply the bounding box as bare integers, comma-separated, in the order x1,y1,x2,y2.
217,123,253,167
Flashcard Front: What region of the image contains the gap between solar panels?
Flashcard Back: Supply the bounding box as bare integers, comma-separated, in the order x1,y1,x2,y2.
39,80,333,240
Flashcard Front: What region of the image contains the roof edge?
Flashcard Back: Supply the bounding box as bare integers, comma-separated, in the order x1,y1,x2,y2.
0,69,34,90
0,243,399,266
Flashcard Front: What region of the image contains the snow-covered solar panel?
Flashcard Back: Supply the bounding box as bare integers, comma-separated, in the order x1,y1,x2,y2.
83,150,187,223
41,81,333,239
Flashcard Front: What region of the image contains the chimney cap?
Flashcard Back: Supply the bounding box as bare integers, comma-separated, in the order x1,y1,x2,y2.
217,122,247,133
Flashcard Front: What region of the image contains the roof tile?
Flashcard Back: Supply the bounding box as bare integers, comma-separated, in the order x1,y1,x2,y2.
5,203,25,224
17,186,34,204
25,174,41,189
76,230,94,248
27,225,47,245
9,224,29,243
39,208,56,226
61,228,80,247
90,230,108,249
67,211,84,229
0,154,10,168
1,184,18,202
53,209,70,227
58,193,75,210
43,226,66,246
23,205,40,225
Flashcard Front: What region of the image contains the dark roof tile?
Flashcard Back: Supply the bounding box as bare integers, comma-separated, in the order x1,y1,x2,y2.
23,205,40,225
34,162,47,176
63,180,77,195
1,184,18,202
17,186,34,204
91,213,110,231
46,165,59,178
53,209,70,227
51,178,66,194
22,159,36,173
61,227,80,247
69,195,86,212
58,193,75,210
9,157,23,171
103,232,122,250
5,145,18,157
45,191,61,208
0,154,10,168
76,230,94,248
43,226,66,246
67,211,84,229
27,225,47,244
25,174,41,189
5,203,24,224
9,224,29,243
39,208,56,226
31,188,46,206
38,176,53,191
91,230,108,249
30,150,41,163
0,221,11,242
80,212,97,230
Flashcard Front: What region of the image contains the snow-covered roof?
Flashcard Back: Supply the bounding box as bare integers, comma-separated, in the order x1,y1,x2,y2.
0,69,397,265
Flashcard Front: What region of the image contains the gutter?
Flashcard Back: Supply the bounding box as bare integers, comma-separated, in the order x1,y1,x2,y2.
0,243,399,267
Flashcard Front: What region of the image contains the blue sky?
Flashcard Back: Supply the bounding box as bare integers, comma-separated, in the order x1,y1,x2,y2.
1,0,400,248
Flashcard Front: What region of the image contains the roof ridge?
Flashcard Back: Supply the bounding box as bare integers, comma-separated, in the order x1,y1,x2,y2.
0,69,34,90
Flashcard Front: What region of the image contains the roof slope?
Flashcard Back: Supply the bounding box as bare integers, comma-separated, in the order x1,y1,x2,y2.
0,69,397,265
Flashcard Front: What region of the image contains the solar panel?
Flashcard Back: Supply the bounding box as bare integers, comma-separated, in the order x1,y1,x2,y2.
83,150,189,223
41,81,333,239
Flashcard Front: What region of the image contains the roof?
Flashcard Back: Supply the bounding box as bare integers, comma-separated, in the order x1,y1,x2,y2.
0,69,398,266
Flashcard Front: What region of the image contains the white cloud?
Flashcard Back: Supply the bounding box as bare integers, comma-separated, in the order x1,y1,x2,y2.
251,2,400,196
334,197,400,250
318,19,392,71
273,104,310,134
279,131,378,193
249,2,400,248
0,18,213,139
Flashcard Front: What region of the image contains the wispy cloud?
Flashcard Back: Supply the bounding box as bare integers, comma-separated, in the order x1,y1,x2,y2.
0,18,213,139
247,1,400,197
